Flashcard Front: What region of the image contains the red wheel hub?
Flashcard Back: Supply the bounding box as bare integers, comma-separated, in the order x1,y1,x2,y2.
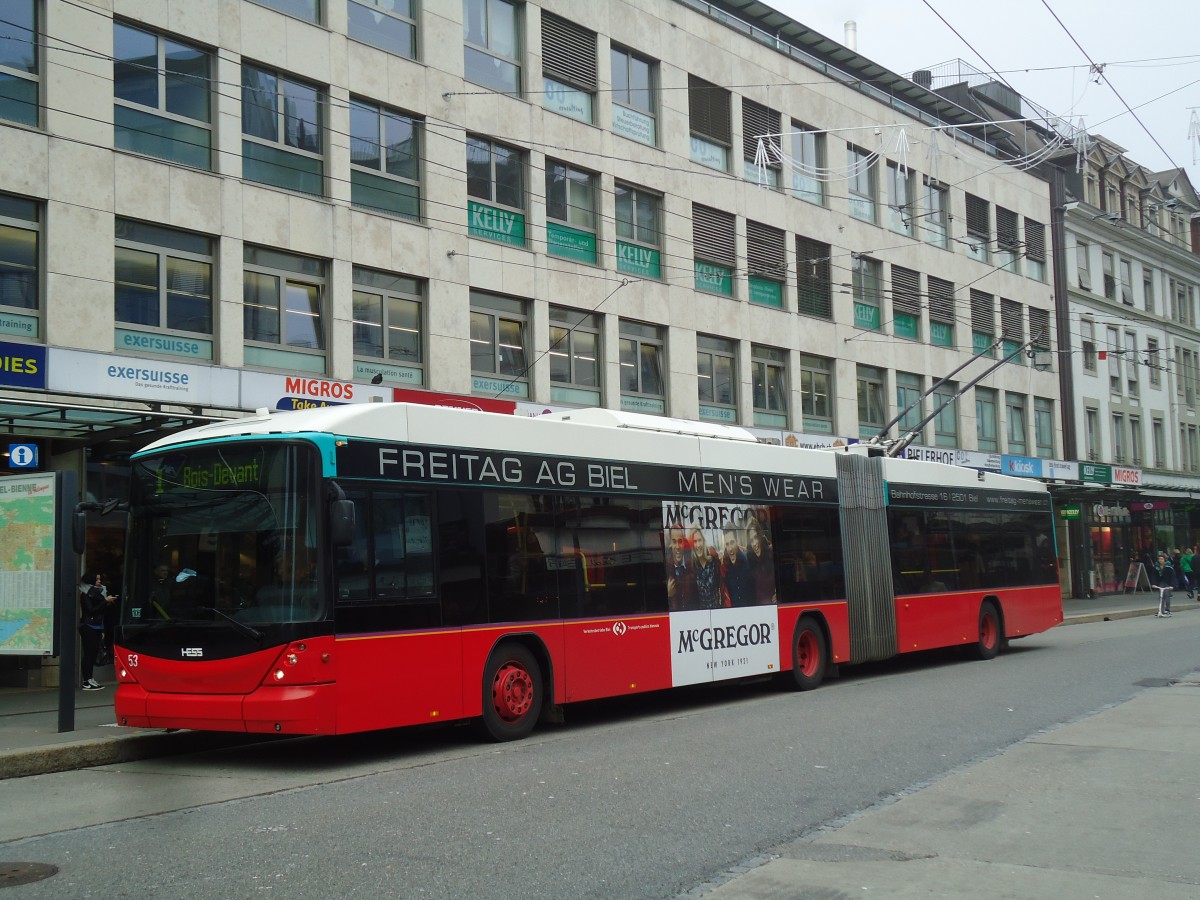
981,614,997,649
796,631,819,677
492,662,534,722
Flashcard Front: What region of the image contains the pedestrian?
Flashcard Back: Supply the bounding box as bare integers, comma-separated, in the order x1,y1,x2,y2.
1181,547,1195,599
77,572,107,690
1154,552,1179,618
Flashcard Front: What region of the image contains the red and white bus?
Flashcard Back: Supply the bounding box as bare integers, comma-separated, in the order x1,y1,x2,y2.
113,404,1061,740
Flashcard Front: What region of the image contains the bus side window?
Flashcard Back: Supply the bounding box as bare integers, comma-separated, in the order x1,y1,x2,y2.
334,490,370,601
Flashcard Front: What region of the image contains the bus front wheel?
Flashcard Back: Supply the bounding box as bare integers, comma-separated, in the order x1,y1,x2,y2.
972,601,1003,661
791,616,827,691
481,643,543,741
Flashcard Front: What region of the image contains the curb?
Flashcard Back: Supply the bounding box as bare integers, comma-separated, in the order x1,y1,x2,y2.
0,731,262,781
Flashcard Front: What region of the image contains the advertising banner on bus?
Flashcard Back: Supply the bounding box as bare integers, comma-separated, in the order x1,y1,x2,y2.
661,501,778,686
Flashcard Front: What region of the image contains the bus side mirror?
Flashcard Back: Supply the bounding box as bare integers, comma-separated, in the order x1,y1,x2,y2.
330,499,355,546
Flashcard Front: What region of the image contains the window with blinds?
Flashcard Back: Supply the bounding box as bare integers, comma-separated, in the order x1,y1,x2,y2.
693,204,735,295
688,75,730,170
742,99,781,172
965,193,990,261
891,266,920,316
541,12,596,122
970,289,994,332
796,236,831,319
927,275,955,324
747,220,785,280
1028,307,1050,350
1000,298,1024,342
996,207,1019,250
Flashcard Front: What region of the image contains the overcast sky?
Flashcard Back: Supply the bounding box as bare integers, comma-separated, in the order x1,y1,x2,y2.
769,0,1200,185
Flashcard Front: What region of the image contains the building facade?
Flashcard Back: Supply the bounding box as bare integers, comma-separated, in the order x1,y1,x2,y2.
0,0,1067,684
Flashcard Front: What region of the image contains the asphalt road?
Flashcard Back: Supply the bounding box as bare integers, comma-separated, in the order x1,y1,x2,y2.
4,614,1199,899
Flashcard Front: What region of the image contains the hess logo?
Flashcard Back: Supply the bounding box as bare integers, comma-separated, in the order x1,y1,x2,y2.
181,647,204,658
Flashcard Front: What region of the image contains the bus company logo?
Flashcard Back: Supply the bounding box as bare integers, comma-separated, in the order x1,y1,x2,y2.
181,647,204,658
612,621,628,636
676,622,773,654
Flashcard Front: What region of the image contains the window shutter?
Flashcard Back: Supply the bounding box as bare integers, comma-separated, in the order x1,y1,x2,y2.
965,194,990,238
927,275,955,323
1028,307,1050,347
1000,298,1024,341
996,207,1019,250
746,219,785,278
741,99,780,167
891,265,920,315
1025,219,1045,261
541,13,597,90
692,204,735,266
796,236,832,319
688,76,730,144
970,289,994,331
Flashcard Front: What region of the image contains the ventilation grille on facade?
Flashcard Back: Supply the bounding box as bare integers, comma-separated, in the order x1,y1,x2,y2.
996,207,1019,250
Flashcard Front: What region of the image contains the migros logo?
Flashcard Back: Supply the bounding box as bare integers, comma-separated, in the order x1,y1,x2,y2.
284,377,354,400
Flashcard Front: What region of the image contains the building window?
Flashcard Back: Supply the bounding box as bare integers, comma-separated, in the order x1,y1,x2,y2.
619,320,666,414
847,145,877,223
742,99,781,187
348,0,417,59
688,75,730,171
610,45,656,145
922,178,948,248
1178,347,1198,410
0,195,39,338
1075,238,1091,291
891,265,920,341
349,97,421,220
249,0,320,22
857,365,886,440
352,266,423,385
970,289,995,357
470,291,528,397
693,205,735,297
1000,298,1024,364
1147,337,1161,386
115,219,213,359
887,163,914,236
1029,307,1051,371
895,371,923,438
964,193,990,262
614,182,661,278
995,206,1019,273
933,381,958,448
241,64,324,195
800,354,833,434
1006,393,1027,456
1025,219,1045,281
1081,319,1096,372
746,220,785,307
1111,413,1125,464
796,237,831,319
1152,419,1165,467
1130,416,1143,465
1143,271,1154,314
1125,331,1138,398
975,387,998,452
1085,408,1099,461
752,344,787,427
549,306,600,406
463,0,521,96
697,335,736,423
927,275,955,347
790,122,825,205
1101,251,1116,301
1034,398,1054,458
0,0,37,126
541,12,595,123
1107,326,1123,395
852,255,882,331
466,135,526,246
1119,259,1133,305
113,22,212,169
545,160,597,264
243,246,326,373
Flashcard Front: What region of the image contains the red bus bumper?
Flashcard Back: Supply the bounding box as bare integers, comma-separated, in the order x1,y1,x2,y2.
115,682,337,735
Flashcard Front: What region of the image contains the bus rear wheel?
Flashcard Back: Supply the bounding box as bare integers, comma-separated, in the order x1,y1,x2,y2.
791,616,827,691
972,601,1002,661
481,643,543,741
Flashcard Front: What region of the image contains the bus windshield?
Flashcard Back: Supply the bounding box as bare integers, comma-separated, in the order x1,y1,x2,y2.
123,442,324,629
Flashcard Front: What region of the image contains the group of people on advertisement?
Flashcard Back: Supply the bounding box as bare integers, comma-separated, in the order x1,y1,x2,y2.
665,517,777,612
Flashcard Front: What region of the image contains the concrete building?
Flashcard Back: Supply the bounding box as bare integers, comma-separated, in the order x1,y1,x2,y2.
0,0,1066,683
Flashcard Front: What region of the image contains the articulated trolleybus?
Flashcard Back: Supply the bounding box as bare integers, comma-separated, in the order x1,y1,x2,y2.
115,404,1062,741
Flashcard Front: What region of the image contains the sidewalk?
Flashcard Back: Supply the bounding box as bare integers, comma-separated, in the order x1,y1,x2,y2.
0,591,1179,781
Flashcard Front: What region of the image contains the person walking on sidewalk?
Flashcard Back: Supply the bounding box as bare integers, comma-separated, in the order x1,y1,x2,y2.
78,572,108,689
1181,548,1195,600
1154,552,1180,618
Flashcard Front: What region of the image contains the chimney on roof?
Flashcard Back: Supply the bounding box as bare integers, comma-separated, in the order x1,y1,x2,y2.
844,20,857,51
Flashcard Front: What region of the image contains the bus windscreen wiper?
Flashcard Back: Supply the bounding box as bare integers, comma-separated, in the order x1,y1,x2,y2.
195,606,265,643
